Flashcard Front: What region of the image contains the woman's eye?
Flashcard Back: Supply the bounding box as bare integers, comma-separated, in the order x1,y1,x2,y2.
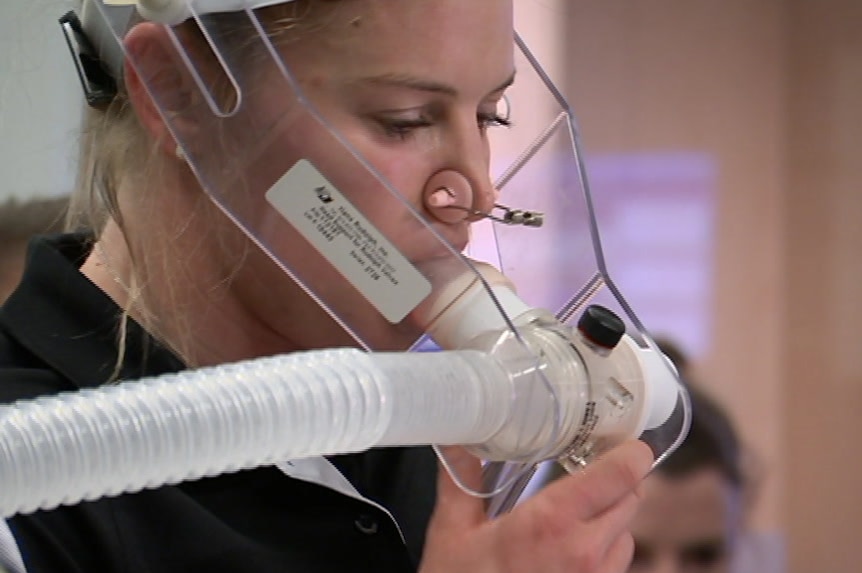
478,113,512,130
373,111,511,141
378,117,433,140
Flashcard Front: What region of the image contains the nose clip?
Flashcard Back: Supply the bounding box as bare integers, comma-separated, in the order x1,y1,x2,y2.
440,203,545,228
423,170,544,228
481,204,545,228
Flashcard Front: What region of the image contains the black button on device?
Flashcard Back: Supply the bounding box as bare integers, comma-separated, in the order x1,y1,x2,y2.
577,305,625,350
354,514,379,535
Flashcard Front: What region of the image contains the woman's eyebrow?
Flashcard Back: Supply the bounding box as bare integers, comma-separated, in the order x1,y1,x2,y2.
352,71,516,98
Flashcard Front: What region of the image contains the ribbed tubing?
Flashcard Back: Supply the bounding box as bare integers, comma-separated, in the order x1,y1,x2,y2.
0,348,512,517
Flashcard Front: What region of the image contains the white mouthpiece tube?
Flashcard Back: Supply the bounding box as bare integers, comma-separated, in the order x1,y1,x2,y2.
0,349,512,518
0,258,684,517
416,261,679,460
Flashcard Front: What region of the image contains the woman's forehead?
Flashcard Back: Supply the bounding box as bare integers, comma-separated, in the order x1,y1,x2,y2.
289,0,515,92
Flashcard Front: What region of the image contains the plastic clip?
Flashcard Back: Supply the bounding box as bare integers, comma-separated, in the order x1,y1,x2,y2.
59,11,118,108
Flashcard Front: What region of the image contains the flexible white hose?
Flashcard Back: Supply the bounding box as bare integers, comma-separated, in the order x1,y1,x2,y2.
0,348,512,518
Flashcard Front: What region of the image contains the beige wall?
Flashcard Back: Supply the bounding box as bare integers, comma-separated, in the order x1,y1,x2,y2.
562,0,786,530
784,1,862,572
561,1,861,572
0,1,82,201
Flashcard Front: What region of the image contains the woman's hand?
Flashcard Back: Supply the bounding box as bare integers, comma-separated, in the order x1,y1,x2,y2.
420,440,653,573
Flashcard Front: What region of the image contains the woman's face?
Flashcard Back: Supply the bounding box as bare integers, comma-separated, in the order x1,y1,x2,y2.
175,0,516,351
300,4,511,198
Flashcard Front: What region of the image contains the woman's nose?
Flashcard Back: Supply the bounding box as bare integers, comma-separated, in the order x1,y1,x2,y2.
422,170,498,224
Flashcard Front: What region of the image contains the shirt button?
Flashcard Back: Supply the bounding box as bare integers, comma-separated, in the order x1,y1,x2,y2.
354,514,379,535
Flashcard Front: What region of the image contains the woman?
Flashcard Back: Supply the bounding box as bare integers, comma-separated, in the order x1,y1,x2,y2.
0,1,653,571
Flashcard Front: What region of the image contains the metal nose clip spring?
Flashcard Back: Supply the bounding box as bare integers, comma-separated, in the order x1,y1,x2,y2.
446,202,545,228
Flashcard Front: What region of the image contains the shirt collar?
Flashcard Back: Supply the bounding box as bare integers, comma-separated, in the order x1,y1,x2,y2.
0,233,184,388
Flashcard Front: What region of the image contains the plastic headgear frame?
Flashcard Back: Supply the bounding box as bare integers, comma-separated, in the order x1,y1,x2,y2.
79,0,690,498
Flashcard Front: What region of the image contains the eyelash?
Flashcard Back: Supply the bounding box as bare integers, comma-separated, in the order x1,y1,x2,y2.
479,113,512,129
380,113,512,140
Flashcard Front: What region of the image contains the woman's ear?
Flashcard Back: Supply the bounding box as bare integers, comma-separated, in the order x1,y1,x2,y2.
124,22,199,158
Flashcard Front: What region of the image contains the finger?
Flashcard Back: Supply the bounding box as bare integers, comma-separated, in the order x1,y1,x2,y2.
597,532,635,573
545,440,653,520
589,491,642,559
427,446,486,530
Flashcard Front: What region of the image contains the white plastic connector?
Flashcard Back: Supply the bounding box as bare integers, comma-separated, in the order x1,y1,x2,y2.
629,340,680,431
417,262,532,349
620,336,679,435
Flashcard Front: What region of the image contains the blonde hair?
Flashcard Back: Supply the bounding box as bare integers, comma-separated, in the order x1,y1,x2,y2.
72,0,347,230
71,1,345,372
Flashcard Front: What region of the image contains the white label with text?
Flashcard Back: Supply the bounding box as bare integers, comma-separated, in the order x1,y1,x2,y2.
265,159,431,323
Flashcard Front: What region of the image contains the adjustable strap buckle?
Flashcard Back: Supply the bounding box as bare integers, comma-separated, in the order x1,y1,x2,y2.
59,11,118,107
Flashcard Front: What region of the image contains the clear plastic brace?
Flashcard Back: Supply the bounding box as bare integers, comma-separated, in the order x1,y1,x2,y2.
72,0,691,507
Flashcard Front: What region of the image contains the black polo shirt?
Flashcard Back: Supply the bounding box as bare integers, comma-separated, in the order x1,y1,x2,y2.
0,234,437,573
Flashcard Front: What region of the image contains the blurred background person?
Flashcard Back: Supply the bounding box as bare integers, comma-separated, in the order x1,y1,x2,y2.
629,338,758,573
628,383,749,573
